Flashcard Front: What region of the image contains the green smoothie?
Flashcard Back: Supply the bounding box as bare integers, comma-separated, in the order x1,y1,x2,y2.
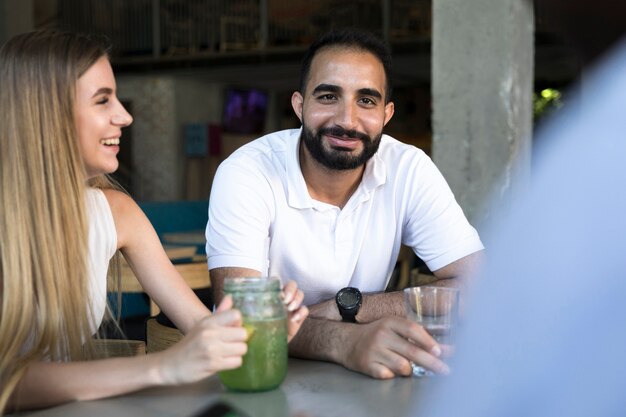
219,317,288,392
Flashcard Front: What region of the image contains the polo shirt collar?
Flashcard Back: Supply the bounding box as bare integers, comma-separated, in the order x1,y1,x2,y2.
285,128,387,210
345,149,387,211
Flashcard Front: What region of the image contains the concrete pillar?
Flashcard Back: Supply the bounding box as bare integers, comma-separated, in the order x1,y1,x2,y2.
432,0,534,229
0,0,34,46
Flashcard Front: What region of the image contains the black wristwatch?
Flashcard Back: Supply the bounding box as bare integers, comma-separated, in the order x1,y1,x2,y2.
335,287,362,323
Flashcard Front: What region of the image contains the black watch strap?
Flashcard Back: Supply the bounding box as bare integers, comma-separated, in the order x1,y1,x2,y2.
340,309,358,323
336,287,362,323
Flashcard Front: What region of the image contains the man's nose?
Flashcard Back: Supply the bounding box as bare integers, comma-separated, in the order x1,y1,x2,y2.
334,101,358,130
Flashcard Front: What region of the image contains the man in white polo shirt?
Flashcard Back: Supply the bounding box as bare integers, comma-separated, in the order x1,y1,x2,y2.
206,29,483,378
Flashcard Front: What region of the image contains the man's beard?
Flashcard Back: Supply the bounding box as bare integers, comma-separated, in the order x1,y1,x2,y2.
301,124,382,170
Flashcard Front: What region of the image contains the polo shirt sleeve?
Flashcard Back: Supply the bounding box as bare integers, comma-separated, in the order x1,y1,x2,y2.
402,154,483,272
206,157,273,273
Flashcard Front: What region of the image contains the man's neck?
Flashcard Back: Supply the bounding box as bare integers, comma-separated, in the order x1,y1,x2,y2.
299,142,364,209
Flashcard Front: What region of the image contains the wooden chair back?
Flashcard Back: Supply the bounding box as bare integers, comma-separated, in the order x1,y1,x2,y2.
146,317,183,353
92,339,146,359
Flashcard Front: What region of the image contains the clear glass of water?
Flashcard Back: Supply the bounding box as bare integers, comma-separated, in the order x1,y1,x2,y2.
403,286,460,377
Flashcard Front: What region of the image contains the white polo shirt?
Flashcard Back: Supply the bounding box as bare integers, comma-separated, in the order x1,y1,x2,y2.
206,128,483,305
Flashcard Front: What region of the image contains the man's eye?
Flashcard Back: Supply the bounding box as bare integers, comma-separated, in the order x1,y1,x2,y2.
360,97,375,105
317,94,336,101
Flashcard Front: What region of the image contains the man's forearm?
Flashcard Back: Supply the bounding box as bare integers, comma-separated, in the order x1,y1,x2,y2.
209,266,261,306
308,275,465,324
356,291,406,322
288,317,353,363
308,291,406,323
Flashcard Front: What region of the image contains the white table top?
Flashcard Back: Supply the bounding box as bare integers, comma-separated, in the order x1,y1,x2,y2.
16,358,429,417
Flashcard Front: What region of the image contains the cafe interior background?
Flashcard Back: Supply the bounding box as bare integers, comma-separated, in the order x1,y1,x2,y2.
0,0,601,339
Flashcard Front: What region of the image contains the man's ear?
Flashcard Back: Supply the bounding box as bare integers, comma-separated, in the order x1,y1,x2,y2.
383,101,395,126
291,91,304,123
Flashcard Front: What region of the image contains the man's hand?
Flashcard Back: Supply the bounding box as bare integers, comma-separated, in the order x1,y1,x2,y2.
339,316,450,379
281,280,309,342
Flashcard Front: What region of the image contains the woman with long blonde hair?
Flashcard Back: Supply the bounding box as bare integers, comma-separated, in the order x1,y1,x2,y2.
0,30,307,414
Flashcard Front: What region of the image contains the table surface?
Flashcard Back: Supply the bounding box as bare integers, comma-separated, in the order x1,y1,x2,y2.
17,359,428,417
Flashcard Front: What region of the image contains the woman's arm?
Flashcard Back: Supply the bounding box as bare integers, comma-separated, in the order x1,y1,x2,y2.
8,299,246,411
6,190,309,411
10,354,164,410
103,189,210,333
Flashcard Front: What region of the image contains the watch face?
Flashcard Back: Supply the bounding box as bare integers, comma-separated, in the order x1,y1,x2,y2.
338,287,361,309
339,291,359,306
337,287,361,322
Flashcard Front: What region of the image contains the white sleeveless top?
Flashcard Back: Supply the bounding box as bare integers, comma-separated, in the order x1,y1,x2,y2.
19,189,118,355
85,188,118,332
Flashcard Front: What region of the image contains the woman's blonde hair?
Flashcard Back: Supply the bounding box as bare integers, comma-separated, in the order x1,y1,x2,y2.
0,30,114,412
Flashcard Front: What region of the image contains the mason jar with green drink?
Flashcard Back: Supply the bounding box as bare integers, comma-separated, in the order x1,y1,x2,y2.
218,277,288,392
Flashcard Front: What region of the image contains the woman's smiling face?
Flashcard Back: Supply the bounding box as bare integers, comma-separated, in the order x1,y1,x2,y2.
74,56,132,179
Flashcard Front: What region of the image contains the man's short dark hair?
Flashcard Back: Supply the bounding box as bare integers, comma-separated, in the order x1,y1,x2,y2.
298,29,393,103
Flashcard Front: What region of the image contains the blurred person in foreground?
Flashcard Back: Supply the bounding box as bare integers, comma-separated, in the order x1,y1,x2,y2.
417,1,626,416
